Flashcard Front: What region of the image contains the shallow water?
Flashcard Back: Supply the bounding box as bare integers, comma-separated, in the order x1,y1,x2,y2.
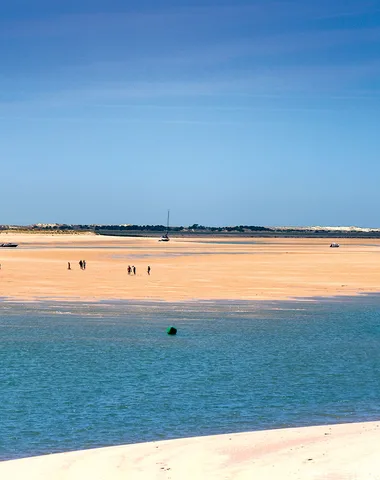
1,296,380,460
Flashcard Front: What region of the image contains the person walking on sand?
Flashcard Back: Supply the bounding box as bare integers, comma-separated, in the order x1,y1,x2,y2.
79,260,83,270
68,262,71,270
147,266,151,275
127,265,131,275
133,266,136,275
83,260,86,270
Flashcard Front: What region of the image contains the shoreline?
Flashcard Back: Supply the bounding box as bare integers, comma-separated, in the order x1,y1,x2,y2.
1,420,379,479
4,229,380,239
0,285,379,304
1,291,379,310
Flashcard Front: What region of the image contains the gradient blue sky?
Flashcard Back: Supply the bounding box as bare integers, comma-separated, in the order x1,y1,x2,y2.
1,0,379,226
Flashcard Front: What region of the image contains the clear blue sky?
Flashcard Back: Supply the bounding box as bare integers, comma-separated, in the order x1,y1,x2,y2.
1,0,379,226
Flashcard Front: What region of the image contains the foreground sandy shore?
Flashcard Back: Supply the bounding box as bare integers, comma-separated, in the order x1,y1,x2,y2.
1,233,380,302
1,421,379,479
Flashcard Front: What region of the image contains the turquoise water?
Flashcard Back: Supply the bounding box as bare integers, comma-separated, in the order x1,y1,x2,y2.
1,296,380,460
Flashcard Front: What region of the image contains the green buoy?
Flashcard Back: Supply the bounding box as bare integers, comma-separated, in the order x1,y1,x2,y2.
167,326,177,335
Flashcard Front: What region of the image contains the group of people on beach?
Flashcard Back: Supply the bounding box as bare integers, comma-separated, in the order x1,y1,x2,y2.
127,265,151,275
67,262,151,275
67,260,86,270
127,265,136,275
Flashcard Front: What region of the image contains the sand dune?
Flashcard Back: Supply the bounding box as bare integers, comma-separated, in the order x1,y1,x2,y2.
0,233,379,302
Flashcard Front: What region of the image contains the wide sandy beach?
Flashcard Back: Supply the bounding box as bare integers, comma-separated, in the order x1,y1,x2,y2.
1,232,380,302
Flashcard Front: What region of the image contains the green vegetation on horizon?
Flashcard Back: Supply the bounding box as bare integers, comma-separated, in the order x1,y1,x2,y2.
2,224,380,239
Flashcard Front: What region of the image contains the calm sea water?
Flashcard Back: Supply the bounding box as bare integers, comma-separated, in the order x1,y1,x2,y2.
1,296,380,460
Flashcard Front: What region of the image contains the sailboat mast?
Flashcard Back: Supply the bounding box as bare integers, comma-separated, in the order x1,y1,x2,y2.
166,209,170,234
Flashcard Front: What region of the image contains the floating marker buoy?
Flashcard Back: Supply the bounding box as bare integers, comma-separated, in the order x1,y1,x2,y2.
167,326,177,335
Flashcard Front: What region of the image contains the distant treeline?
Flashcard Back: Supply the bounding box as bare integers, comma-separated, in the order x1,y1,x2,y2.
94,224,271,233
0,224,271,233
3,224,380,238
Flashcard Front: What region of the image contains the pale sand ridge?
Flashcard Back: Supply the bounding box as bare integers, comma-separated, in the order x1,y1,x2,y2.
1,421,380,479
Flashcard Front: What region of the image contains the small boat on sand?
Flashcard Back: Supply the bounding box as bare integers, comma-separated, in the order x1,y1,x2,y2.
159,210,170,242
330,243,340,248
159,233,170,242
0,243,18,248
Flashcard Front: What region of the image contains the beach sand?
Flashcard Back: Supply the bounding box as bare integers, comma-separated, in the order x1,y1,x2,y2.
0,233,379,302
1,421,379,479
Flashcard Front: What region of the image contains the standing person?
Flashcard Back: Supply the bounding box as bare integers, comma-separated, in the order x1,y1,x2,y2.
127,265,131,275
68,262,71,270
147,266,151,275
133,266,136,275
79,260,83,270
83,260,86,270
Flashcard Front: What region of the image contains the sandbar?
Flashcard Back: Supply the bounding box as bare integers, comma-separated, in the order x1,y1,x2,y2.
0,233,379,302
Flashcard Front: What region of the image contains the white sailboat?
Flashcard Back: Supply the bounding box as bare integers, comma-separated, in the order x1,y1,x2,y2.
159,210,170,242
